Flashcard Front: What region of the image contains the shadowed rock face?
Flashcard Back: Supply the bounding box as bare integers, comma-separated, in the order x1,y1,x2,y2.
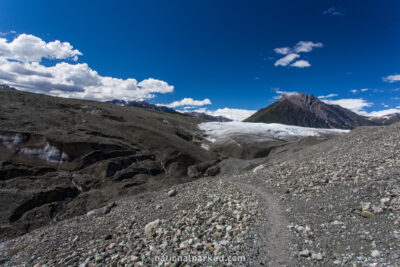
0,90,220,241
244,93,378,129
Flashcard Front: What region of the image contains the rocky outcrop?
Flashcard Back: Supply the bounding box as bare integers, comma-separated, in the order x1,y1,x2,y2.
0,89,221,240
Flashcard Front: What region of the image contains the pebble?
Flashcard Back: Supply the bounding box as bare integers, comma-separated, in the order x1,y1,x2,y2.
168,188,178,197
299,249,311,257
371,250,380,258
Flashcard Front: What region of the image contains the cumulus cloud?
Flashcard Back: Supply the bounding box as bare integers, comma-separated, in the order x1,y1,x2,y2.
290,60,311,68
322,98,373,114
192,108,257,121
383,74,400,83
322,7,344,16
0,33,174,101
318,93,338,99
274,53,299,66
294,41,324,53
273,47,291,55
0,34,82,62
273,41,322,68
163,98,211,108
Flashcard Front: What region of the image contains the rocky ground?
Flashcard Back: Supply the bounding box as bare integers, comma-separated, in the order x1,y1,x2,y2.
0,178,263,266
0,90,399,266
250,122,400,266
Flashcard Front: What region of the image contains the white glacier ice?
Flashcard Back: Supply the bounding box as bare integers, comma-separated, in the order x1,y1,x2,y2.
199,121,349,144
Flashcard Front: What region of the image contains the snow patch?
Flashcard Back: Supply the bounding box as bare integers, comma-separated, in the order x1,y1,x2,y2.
20,143,70,163
199,121,349,144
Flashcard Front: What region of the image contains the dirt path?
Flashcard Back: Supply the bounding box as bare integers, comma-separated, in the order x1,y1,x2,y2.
229,174,294,267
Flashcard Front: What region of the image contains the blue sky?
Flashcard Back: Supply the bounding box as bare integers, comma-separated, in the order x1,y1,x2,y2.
0,0,399,120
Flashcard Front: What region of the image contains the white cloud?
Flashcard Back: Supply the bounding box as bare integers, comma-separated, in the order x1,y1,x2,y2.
294,41,323,53
273,47,291,55
0,34,174,101
318,93,338,99
274,53,299,66
163,98,211,108
383,74,400,83
322,98,373,114
367,108,400,117
273,41,322,68
351,88,369,94
290,60,311,68
0,34,82,62
193,108,257,121
273,89,299,99
0,30,17,37
322,7,344,16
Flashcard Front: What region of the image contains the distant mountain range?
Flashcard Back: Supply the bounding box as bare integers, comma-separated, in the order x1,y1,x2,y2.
2,85,398,126
369,113,400,125
107,99,232,122
244,93,378,129
185,112,232,122
106,99,177,113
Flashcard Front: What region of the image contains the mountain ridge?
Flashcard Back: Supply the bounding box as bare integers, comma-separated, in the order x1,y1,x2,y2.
244,93,378,129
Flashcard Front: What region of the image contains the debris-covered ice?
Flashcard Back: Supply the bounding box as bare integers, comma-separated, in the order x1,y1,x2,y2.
20,143,70,163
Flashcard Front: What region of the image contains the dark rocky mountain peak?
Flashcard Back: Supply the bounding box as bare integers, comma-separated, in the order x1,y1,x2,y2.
244,93,378,129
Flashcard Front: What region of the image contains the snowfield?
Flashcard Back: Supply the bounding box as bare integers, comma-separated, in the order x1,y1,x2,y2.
199,121,349,144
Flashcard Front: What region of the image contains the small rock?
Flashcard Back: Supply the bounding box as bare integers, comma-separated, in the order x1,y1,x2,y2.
130,256,139,263
311,252,323,261
299,249,311,257
103,202,117,215
371,250,380,258
95,254,103,263
168,189,178,197
361,211,374,218
380,197,390,205
145,219,160,237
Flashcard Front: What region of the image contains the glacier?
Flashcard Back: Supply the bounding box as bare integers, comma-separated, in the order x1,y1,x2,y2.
199,121,349,144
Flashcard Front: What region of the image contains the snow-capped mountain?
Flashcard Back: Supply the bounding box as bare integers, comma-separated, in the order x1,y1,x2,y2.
107,99,177,113
369,113,400,125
